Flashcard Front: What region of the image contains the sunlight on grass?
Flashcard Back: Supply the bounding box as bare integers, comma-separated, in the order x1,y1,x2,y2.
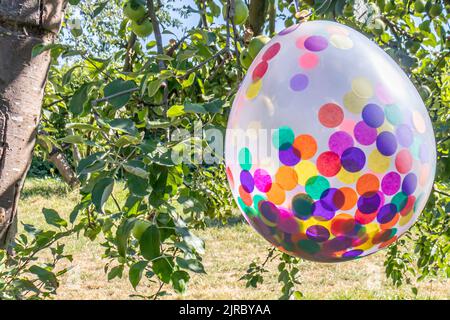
18,178,450,300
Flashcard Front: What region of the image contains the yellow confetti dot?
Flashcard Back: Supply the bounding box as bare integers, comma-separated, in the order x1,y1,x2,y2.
351,77,373,98
294,161,318,186
336,167,361,184
399,210,414,226
246,79,262,100
368,149,390,173
343,91,367,113
412,111,426,133
377,120,393,134
330,34,353,50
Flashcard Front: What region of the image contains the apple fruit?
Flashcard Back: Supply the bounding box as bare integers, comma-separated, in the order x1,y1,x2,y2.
132,219,152,240
414,0,426,13
240,48,253,69
222,0,249,26
248,35,270,59
131,19,153,37
123,0,146,21
429,3,443,18
370,18,385,36
418,85,431,100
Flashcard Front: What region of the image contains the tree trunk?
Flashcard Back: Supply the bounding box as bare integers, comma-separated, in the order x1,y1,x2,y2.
0,0,66,249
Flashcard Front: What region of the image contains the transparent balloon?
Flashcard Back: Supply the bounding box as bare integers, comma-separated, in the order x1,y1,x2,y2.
225,21,436,262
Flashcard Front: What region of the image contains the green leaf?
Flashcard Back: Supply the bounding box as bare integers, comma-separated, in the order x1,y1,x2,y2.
175,226,205,254
176,257,206,273
171,270,190,294
129,261,148,289
69,83,92,116
59,134,85,144
147,79,163,98
107,119,137,135
108,265,124,280
123,164,149,179
29,265,58,288
91,177,114,213
92,1,108,17
139,225,160,260
116,218,137,257
184,102,207,114
103,79,137,109
167,104,185,118
31,43,63,57
181,73,196,88
152,256,174,284
43,208,67,228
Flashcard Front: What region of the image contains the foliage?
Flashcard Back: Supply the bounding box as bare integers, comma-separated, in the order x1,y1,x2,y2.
9,0,449,299
0,210,76,299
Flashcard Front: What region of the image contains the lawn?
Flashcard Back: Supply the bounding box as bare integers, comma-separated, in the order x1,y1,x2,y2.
18,178,449,300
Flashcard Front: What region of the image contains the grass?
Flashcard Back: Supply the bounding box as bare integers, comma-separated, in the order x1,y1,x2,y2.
17,178,449,300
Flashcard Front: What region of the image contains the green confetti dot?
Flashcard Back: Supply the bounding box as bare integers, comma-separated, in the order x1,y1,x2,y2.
253,194,265,212
391,192,408,212
238,147,252,170
292,193,314,219
298,239,321,254
272,126,295,150
305,176,330,199
385,104,403,125
409,136,421,159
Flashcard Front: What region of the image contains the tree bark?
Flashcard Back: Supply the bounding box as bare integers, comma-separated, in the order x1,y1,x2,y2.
0,0,66,249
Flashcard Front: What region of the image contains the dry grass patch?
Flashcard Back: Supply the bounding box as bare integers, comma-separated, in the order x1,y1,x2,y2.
17,178,450,300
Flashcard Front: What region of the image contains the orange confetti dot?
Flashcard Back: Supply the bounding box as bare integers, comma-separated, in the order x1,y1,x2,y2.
340,187,357,210
356,173,380,195
293,134,317,160
275,166,298,191
266,183,286,205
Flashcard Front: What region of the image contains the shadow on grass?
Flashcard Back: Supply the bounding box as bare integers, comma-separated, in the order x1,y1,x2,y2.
205,215,247,228
21,178,71,200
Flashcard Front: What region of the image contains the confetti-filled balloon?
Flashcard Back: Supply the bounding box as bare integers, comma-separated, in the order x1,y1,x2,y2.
225,21,436,263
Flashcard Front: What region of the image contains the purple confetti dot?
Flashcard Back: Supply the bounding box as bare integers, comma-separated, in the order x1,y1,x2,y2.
357,192,382,214
240,170,254,193
402,173,417,195
362,103,384,128
354,121,377,145
376,131,397,156
395,124,413,147
304,35,328,52
381,171,401,196
306,225,330,242
342,249,364,258
259,201,279,223
290,73,309,91
377,203,397,224
279,146,301,166
328,131,354,156
279,24,300,35
312,201,336,221
341,147,366,172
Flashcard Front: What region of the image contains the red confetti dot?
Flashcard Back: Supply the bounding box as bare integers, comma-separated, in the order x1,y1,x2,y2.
317,151,341,177
226,166,234,189
318,103,344,128
355,209,377,224
252,61,268,81
262,43,281,61
395,149,412,174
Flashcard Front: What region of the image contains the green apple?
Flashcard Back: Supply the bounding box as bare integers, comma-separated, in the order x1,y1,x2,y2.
418,85,431,100
132,219,152,240
123,0,146,21
414,0,426,13
240,48,253,69
429,3,443,18
371,18,385,36
131,19,153,37
248,35,270,59
222,0,249,25
343,4,354,17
